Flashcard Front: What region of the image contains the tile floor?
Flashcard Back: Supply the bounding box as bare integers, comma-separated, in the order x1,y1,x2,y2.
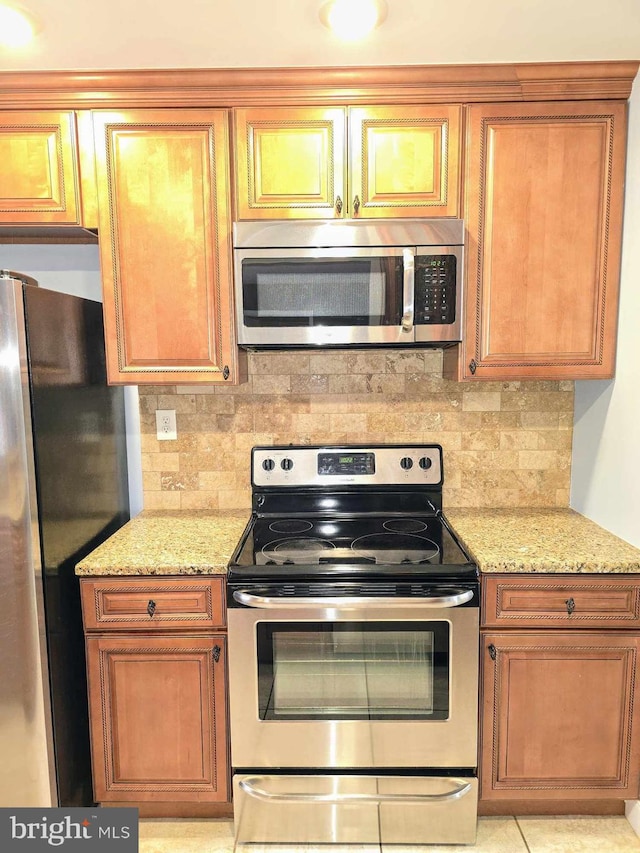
139,816,640,853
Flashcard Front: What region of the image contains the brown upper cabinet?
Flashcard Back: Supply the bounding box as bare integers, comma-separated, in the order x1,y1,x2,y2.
92,109,244,385
234,105,461,220
0,110,83,225
454,100,627,381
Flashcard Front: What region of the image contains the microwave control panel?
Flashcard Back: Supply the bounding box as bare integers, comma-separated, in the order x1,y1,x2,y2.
414,255,457,324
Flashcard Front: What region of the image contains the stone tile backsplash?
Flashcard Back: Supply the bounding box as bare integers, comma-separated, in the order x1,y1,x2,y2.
138,349,574,511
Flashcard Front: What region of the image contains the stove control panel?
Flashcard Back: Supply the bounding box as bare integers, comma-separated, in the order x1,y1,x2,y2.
252,445,443,488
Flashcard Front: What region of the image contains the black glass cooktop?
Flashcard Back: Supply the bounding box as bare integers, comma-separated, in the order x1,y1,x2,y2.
228,513,477,581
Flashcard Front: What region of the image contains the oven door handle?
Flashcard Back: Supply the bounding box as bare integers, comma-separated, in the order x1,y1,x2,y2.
239,775,472,803
232,589,474,608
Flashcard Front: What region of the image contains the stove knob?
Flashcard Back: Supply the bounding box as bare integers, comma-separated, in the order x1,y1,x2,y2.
262,458,275,471
400,456,413,470
281,457,294,471
419,456,433,470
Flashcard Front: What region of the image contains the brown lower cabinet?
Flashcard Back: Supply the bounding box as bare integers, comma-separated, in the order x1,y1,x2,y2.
480,575,640,805
81,577,230,806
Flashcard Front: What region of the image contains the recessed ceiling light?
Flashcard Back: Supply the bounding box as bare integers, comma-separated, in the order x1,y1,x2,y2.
320,0,388,42
0,3,39,48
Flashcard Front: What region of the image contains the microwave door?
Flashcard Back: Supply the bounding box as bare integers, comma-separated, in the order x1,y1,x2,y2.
235,246,414,347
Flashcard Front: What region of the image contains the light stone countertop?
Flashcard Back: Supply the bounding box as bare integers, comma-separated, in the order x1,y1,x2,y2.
75,510,250,576
75,507,640,578
445,507,640,574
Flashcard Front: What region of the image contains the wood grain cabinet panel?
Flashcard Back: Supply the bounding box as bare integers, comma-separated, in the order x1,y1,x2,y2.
459,101,627,380
481,632,640,799
234,106,345,219
482,575,640,629
93,109,243,385
349,105,461,218
86,635,228,803
0,110,81,224
234,105,461,219
81,577,225,632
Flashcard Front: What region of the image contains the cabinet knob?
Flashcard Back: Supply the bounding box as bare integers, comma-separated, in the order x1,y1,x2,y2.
213,645,221,663
353,195,361,214
469,359,477,375
335,196,343,215
147,599,156,617
565,597,576,615
488,643,497,661
222,365,230,380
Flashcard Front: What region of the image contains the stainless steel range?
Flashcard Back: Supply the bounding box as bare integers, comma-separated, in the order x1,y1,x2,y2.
227,444,479,847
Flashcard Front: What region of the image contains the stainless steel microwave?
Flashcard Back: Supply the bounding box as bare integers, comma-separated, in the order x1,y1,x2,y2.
233,219,464,347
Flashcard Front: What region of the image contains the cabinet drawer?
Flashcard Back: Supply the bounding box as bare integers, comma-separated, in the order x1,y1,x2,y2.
482,575,640,629
81,577,225,631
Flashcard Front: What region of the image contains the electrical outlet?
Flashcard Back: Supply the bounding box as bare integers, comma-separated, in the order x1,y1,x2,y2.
156,409,177,441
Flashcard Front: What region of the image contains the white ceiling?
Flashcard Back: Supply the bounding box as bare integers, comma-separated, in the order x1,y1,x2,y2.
0,0,639,73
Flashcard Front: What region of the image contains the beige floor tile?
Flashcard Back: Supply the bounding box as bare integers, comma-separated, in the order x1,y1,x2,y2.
380,816,526,853
517,816,640,852
140,818,234,852
137,815,640,853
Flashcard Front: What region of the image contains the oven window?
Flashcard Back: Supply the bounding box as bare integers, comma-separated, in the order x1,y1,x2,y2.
241,257,403,327
256,621,449,721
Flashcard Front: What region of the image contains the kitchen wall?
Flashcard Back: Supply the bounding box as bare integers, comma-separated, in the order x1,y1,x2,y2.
571,80,640,548
139,350,573,511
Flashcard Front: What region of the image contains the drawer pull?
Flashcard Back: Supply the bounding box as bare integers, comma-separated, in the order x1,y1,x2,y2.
488,643,497,661
147,599,157,617
213,645,221,663
565,597,576,615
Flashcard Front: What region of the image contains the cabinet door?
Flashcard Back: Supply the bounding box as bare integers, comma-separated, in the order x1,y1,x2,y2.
86,635,229,803
481,632,640,800
462,101,626,380
93,109,242,384
348,105,461,218
0,110,81,224
234,107,346,219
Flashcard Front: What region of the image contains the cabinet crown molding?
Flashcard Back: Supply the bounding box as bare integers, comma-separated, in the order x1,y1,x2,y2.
0,61,637,109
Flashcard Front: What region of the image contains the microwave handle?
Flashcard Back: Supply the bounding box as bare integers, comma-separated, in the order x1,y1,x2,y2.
401,248,415,333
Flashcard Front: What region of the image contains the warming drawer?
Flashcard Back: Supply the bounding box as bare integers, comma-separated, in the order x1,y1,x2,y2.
233,774,478,846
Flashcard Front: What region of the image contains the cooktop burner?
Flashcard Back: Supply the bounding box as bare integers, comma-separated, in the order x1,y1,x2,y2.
352,532,440,564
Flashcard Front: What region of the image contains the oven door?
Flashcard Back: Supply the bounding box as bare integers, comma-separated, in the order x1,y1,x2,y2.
227,586,479,770
234,246,413,346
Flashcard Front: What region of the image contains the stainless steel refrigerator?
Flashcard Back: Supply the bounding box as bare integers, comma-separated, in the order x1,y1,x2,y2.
0,271,130,807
